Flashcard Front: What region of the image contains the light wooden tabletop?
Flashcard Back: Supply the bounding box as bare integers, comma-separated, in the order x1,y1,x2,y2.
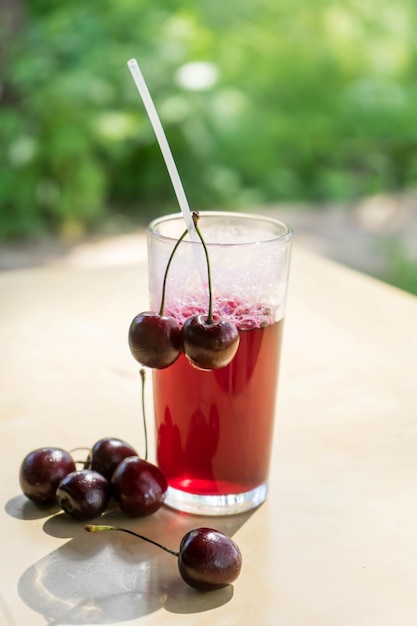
1,242,417,626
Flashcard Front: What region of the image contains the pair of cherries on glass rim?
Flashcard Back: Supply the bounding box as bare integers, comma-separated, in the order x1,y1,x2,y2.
128,212,240,371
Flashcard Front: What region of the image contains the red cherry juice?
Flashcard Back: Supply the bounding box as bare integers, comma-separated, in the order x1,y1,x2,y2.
153,316,283,496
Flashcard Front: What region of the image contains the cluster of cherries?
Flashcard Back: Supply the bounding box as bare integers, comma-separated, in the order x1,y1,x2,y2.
128,212,240,371
19,437,242,590
19,437,166,519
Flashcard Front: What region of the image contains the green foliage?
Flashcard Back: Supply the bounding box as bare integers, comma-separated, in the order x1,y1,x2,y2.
382,240,417,295
2,0,417,239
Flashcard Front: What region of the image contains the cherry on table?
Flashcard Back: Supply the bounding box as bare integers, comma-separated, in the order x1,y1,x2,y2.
19,447,76,505
111,456,167,516
128,312,182,369
90,437,138,480
84,524,242,591
178,527,242,591
56,469,110,520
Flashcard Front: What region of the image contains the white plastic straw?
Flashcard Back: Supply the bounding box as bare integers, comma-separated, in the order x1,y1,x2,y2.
127,58,197,239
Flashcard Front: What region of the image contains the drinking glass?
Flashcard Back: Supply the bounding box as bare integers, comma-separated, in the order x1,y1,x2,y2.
147,211,292,515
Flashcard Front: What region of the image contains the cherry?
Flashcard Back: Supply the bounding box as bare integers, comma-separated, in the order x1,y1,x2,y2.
89,437,138,481
182,313,239,370
111,456,167,516
178,527,242,591
182,213,239,370
56,469,110,520
128,312,181,369
84,524,242,591
19,447,76,505
128,225,188,369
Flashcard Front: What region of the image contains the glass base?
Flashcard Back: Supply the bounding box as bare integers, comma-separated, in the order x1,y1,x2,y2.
164,483,268,516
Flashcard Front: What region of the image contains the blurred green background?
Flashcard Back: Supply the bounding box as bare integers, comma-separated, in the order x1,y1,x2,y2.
1,0,417,290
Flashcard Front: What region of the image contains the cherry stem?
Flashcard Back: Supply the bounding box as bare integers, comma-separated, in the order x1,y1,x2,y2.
192,212,213,324
158,227,189,316
139,368,148,461
69,447,91,454
74,459,90,468
84,524,179,557
69,447,92,469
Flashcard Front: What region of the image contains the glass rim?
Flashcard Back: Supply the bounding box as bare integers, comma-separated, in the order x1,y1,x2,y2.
147,210,293,246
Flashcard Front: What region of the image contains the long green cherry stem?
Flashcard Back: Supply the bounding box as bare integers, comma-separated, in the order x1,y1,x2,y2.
192,212,214,324
158,227,188,316
84,524,179,557
139,368,148,461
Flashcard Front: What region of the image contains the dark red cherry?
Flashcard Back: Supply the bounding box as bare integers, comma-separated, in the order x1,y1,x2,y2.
128,312,182,369
90,437,138,480
19,447,76,505
56,469,110,520
178,527,242,591
84,524,242,591
111,456,167,516
182,314,240,370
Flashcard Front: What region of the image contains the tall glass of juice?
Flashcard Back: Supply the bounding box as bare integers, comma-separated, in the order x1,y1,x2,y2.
147,211,292,515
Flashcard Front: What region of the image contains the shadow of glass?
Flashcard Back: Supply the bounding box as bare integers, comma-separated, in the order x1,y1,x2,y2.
42,502,254,545
17,504,251,623
18,536,167,624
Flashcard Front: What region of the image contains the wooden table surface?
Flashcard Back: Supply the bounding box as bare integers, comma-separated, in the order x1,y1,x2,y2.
1,241,417,626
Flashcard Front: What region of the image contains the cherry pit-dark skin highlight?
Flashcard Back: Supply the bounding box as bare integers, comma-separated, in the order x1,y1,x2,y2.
128,212,240,371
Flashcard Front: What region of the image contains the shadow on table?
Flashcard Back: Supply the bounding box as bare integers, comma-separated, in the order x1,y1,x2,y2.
13,502,252,623
6,494,61,520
